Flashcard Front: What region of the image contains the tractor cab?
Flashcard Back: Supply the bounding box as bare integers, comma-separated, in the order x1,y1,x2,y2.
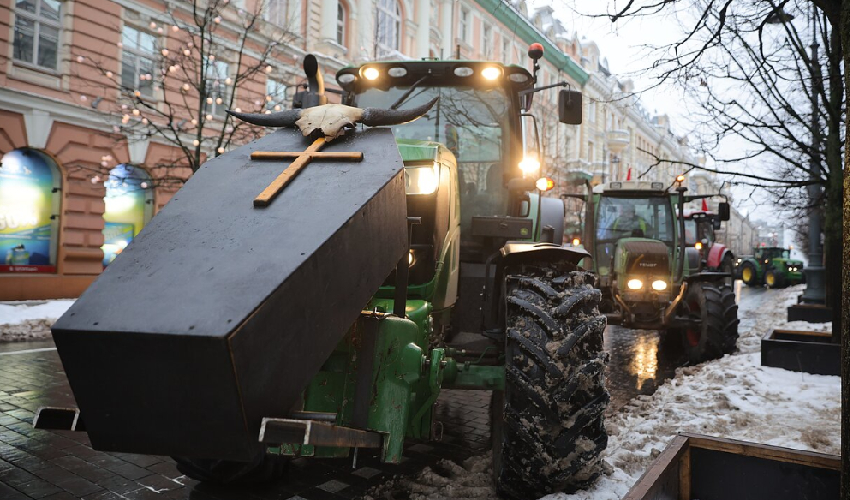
573,178,739,363
338,59,586,333
587,181,678,285
683,211,717,249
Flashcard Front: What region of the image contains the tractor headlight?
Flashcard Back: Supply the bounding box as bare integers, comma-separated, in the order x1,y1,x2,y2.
404,162,440,195
572,237,581,247
651,280,667,291
695,242,702,250
627,278,643,290
363,67,380,80
481,66,502,80
408,249,415,267
519,157,540,177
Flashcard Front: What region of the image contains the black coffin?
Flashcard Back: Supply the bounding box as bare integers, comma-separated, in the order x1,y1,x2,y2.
52,128,407,461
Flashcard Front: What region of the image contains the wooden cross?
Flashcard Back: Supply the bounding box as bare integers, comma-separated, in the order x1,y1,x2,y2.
250,137,364,207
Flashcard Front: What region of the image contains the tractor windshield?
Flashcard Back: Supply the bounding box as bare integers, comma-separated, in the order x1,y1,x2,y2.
354,85,511,225
594,196,675,276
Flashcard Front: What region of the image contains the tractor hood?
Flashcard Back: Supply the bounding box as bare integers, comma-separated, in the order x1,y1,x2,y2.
615,238,671,278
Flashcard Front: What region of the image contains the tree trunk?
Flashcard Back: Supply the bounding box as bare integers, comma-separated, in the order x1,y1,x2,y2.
839,1,850,495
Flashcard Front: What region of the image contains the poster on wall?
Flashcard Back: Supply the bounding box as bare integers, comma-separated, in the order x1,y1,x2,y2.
0,150,57,273
102,222,135,266
102,164,149,267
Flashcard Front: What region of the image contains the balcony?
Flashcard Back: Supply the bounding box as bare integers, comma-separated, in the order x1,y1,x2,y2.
606,129,630,153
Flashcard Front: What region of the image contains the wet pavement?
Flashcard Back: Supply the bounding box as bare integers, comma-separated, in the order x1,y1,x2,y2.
0,282,775,499
603,281,771,412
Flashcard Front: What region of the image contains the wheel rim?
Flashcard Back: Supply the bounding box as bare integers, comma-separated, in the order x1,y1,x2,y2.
766,272,774,286
742,267,752,281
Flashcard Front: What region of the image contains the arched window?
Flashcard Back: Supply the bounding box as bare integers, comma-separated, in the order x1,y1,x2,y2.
0,148,61,273
375,0,400,56
336,1,347,47
102,164,153,266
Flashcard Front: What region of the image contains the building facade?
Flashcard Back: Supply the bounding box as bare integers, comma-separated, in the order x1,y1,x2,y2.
1,0,704,300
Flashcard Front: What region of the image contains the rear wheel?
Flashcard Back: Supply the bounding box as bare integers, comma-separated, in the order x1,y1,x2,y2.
681,282,739,363
172,454,288,485
493,269,609,499
741,262,759,287
765,269,785,289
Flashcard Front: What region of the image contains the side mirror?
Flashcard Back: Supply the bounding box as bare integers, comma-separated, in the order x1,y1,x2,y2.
718,201,730,221
558,89,582,125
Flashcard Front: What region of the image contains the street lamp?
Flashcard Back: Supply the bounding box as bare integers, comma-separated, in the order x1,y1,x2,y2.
766,7,825,304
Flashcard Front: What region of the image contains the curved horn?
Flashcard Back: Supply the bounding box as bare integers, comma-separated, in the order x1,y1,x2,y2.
360,97,439,127
225,109,301,127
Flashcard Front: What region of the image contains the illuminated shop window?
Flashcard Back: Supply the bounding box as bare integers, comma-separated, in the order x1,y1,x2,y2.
102,164,153,267
0,148,61,273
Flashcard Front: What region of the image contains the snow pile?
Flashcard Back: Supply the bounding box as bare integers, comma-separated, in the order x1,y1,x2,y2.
0,300,74,341
546,283,839,500
547,353,840,500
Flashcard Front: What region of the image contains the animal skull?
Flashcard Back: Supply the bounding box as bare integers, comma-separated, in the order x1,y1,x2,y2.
226,98,438,143
294,104,364,141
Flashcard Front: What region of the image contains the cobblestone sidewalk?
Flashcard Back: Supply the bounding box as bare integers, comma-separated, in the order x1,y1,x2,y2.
0,341,491,500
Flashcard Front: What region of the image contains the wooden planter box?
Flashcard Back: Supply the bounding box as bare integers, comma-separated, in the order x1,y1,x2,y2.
787,303,832,323
762,329,840,376
624,433,839,500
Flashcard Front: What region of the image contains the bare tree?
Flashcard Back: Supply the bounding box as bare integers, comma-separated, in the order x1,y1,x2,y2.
75,0,299,188
567,0,850,491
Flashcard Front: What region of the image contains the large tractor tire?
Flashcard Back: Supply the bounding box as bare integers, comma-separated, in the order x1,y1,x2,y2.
493,269,609,499
765,269,785,289
741,262,760,287
681,282,739,364
172,454,288,485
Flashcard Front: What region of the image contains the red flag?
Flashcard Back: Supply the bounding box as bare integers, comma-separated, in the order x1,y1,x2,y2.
701,199,708,211
626,168,632,181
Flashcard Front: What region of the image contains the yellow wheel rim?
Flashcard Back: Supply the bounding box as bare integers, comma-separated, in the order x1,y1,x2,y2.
766,272,774,286
742,267,752,281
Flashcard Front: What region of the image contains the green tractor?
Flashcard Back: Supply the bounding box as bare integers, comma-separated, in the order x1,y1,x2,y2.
172,55,608,497
568,179,739,364
39,53,607,498
739,247,803,288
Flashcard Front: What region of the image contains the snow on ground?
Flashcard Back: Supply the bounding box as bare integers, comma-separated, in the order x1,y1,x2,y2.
0,300,74,341
373,284,840,500
546,283,839,500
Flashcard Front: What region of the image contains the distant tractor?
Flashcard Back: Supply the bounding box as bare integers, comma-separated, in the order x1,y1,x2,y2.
568,179,739,364
683,209,735,284
739,247,803,288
